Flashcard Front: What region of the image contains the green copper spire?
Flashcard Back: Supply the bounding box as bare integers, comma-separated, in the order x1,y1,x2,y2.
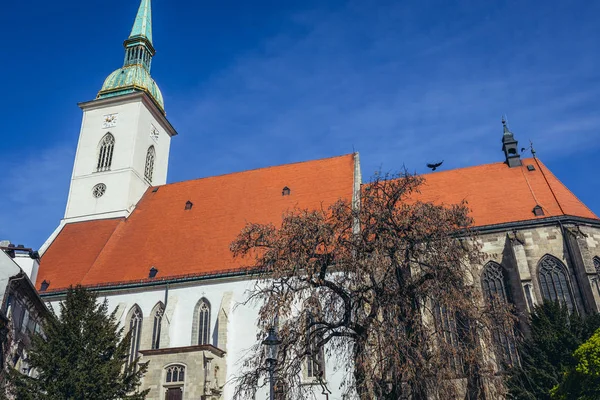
97,0,164,114
129,0,153,44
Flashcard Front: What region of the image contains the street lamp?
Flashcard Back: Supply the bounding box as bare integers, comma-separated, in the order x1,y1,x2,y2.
262,327,281,400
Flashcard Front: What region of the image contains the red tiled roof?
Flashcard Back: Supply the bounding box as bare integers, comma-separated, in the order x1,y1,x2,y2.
38,155,597,291
412,158,597,227
38,154,356,291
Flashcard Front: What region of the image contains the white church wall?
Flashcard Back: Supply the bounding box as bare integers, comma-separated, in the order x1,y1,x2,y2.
45,277,351,400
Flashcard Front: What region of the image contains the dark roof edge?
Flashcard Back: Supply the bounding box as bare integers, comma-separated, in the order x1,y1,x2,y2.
40,267,265,299
39,215,600,299
473,215,600,235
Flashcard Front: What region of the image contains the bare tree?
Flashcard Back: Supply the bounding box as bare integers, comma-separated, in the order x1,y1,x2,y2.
231,171,512,400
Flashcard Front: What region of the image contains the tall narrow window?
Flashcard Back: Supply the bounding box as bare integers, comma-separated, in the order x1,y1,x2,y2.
144,146,155,183
196,299,211,345
433,302,462,375
538,255,575,313
151,302,165,350
593,257,600,297
128,305,143,366
97,133,115,172
481,262,519,366
305,299,325,379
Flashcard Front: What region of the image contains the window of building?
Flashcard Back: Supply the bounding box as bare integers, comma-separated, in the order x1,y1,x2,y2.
524,283,535,311
128,305,143,366
304,299,325,380
481,262,519,366
538,255,575,313
595,257,600,278
165,364,185,383
144,146,155,183
152,302,165,350
97,133,115,172
433,302,462,375
196,298,211,345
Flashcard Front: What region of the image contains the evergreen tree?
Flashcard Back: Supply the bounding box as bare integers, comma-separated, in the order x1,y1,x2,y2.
506,301,600,400
5,286,149,400
550,327,600,399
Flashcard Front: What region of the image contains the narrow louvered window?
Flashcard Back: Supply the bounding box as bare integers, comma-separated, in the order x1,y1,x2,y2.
144,146,155,183
151,302,164,350
481,262,519,367
128,305,143,366
97,133,115,172
538,255,575,313
197,299,211,345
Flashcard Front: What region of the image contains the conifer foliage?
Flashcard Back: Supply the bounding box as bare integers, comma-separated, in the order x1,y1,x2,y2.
5,286,149,400
507,301,600,400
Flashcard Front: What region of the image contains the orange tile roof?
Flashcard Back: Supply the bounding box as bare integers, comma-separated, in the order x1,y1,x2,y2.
38,155,597,291
410,158,597,227
38,154,356,291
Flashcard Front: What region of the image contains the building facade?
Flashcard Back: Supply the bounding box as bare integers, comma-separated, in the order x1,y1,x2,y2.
34,1,600,399
0,243,48,382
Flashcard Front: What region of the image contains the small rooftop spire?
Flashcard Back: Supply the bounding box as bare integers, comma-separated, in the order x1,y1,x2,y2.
502,115,512,136
129,0,153,44
501,115,522,168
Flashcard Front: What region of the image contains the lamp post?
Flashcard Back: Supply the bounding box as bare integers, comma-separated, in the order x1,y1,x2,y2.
262,327,281,400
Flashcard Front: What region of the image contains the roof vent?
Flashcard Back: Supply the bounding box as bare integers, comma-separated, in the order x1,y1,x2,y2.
29,250,40,260
185,201,193,210
533,205,545,217
152,187,159,193
17,244,24,249
149,267,158,279
40,280,50,292
282,187,291,196
527,165,535,171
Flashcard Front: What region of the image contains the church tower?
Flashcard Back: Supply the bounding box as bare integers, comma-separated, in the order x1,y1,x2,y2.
63,0,177,224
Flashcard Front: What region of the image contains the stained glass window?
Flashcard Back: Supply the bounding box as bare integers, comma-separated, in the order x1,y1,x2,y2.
197,299,210,345
128,305,143,366
481,262,519,366
152,303,164,350
538,255,575,313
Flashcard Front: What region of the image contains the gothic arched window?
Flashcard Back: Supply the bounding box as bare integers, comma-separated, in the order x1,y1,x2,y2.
481,262,519,366
165,364,185,383
151,302,164,350
194,298,211,345
127,305,143,365
538,255,575,313
305,299,325,379
97,133,115,172
593,257,600,297
433,302,462,375
144,146,155,183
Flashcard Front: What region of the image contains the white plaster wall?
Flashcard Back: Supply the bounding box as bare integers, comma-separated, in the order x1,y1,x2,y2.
12,255,39,284
46,278,352,400
64,97,172,222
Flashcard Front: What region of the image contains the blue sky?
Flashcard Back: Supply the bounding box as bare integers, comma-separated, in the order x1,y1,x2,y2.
0,0,599,249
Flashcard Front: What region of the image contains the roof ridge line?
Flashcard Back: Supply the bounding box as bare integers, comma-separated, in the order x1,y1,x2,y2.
151,153,355,189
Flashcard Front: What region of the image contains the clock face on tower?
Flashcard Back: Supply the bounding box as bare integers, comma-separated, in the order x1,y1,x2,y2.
102,113,118,129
